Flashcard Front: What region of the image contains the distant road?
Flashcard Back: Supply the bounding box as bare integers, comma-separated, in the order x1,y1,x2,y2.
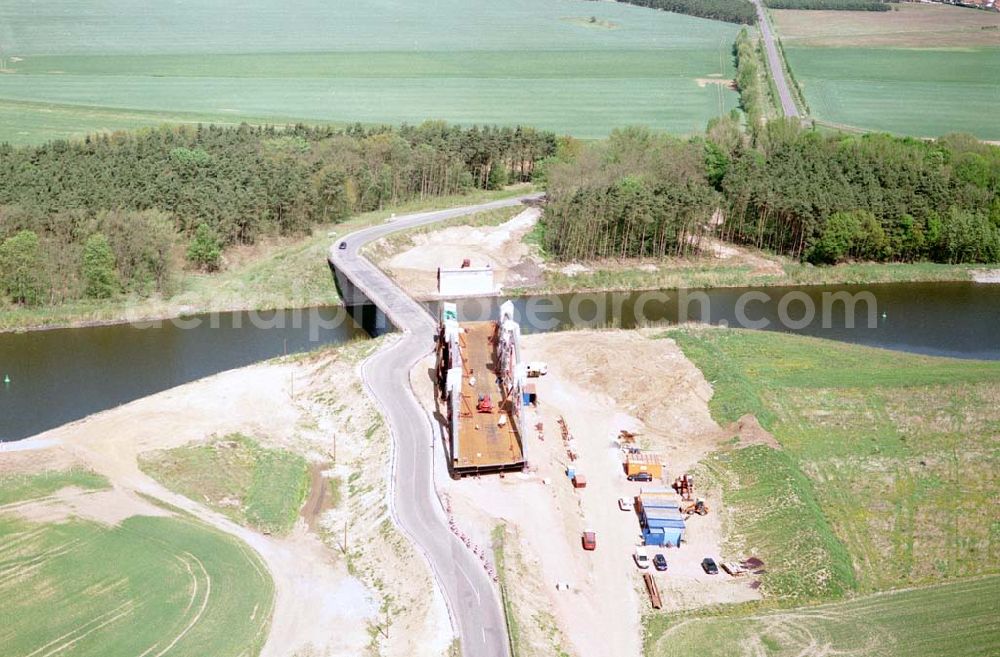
752,0,800,118
329,194,541,657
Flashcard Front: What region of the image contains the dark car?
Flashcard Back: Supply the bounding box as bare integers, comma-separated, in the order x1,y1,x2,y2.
653,554,668,571
627,472,653,482
701,558,719,575
338,241,348,250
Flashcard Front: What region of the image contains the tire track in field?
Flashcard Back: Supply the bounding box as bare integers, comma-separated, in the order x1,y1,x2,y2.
137,551,212,657
0,539,81,590
19,600,135,657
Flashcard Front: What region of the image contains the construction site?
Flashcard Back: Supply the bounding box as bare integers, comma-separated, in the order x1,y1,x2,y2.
435,300,527,476
414,328,768,656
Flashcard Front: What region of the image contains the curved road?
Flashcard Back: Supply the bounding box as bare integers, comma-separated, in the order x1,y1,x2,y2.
328,194,540,657
752,0,799,118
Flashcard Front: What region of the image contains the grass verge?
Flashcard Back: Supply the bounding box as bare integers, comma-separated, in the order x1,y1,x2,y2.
527,253,983,297
0,468,109,506
140,433,309,535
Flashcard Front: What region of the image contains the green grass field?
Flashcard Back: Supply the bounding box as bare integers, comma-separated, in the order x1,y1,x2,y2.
668,329,1000,594
784,47,1000,140
647,576,1000,657
0,468,108,505
0,0,740,144
0,470,274,657
769,4,1000,139
140,434,309,535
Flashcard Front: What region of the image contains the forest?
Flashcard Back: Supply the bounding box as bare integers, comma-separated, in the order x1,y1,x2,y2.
614,0,757,25
541,121,1000,265
763,0,893,10
0,122,555,306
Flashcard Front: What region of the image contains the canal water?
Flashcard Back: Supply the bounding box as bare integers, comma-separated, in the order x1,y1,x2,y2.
2,282,997,442
0,306,378,442
431,281,1000,359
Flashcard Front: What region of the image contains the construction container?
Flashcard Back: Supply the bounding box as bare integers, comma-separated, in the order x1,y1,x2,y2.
522,383,537,406
638,491,686,546
643,526,683,547
626,452,663,478
572,474,587,489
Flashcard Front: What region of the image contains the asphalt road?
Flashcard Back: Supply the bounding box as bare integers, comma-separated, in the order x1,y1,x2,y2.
328,194,541,657
752,0,800,118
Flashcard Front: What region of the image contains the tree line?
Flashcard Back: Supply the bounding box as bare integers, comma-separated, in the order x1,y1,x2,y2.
734,28,773,132
542,120,999,265
613,0,757,25
0,122,556,307
763,0,893,10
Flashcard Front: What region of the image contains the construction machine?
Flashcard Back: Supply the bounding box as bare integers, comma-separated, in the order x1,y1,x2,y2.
681,499,708,516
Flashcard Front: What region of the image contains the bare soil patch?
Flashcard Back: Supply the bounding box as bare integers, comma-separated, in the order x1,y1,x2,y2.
772,4,1000,48
972,268,1000,283
695,78,736,89
380,207,543,298
5,485,171,526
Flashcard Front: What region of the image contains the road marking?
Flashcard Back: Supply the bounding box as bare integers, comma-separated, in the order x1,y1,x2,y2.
457,559,482,604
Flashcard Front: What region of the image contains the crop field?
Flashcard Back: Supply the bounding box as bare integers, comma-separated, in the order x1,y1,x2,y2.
0,471,274,657
667,329,1000,595
140,434,309,536
0,0,740,144
770,4,1000,139
647,576,1000,657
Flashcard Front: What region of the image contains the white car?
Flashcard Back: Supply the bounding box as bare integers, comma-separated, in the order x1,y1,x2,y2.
634,546,650,569
618,497,631,512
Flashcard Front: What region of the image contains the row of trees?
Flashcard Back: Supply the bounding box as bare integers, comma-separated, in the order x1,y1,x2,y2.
0,122,556,306
613,0,757,25
542,121,1000,265
763,0,893,9
734,28,771,132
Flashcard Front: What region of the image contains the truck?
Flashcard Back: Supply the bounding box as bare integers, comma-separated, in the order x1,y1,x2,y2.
526,361,548,377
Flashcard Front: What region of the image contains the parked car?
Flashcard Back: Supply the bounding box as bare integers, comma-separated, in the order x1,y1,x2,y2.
581,531,597,551
634,546,650,569
653,554,668,571
618,497,631,512
338,241,347,250
701,558,719,575
627,472,653,482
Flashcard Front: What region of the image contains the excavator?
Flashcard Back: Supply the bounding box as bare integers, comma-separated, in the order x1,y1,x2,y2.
681,499,709,517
